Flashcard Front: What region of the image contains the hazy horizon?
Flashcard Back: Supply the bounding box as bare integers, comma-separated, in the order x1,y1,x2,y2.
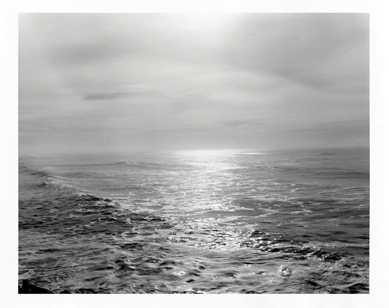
19,13,369,156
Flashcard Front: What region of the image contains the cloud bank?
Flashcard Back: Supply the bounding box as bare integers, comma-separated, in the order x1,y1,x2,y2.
19,13,369,155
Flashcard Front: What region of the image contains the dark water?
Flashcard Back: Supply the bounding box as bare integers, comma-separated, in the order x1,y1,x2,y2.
19,148,369,293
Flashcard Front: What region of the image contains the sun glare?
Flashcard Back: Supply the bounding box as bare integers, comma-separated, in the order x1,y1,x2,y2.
171,14,238,42
175,149,240,157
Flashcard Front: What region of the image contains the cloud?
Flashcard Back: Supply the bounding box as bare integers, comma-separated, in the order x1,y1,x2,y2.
218,14,368,90
19,13,369,155
219,119,253,127
84,92,127,101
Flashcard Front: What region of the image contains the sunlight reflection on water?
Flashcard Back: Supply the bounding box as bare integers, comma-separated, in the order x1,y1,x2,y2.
19,148,369,293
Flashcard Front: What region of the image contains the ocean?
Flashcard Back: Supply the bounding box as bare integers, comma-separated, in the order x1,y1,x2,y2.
18,147,369,294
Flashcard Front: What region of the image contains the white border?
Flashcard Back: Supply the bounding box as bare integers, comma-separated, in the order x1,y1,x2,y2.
1,1,388,307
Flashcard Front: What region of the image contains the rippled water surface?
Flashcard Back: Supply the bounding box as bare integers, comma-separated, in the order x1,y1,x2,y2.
19,148,369,293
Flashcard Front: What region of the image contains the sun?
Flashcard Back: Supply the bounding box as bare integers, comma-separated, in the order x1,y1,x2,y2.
170,14,238,40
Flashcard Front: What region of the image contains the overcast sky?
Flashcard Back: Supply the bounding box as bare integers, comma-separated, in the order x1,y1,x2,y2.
19,13,369,155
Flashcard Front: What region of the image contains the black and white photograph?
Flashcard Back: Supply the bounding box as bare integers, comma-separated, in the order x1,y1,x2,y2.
3,0,389,305
16,12,371,296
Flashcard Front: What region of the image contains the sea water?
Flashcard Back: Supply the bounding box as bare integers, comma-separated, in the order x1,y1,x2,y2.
19,148,369,293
